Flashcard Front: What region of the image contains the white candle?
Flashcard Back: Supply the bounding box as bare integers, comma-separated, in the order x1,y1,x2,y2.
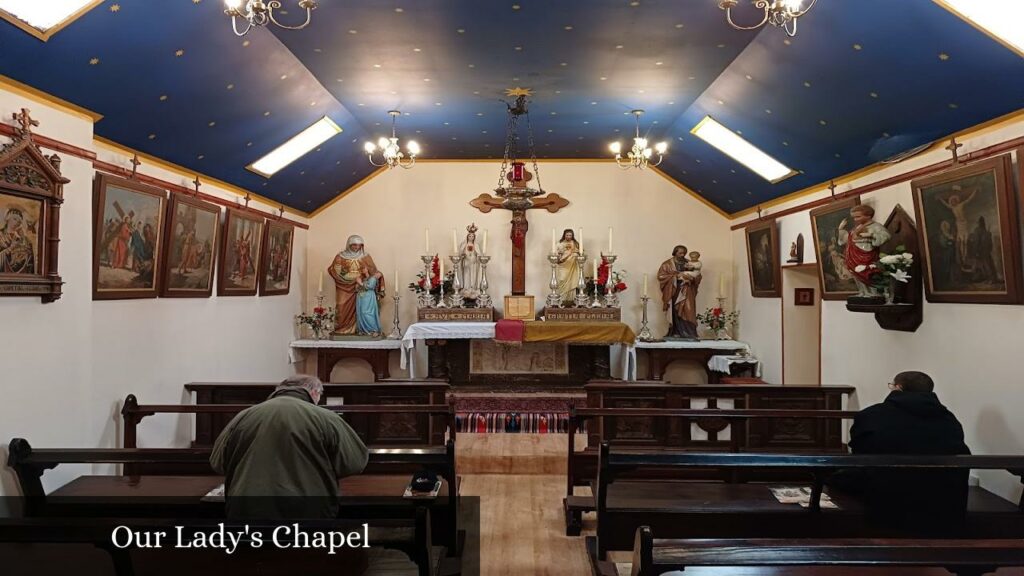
551,228,556,253
643,273,648,297
440,256,444,279
578,228,584,255
719,273,726,298
482,230,488,254
592,258,597,278
424,229,430,253
318,270,324,294
394,269,399,292
452,228,458,254
608,227,613,254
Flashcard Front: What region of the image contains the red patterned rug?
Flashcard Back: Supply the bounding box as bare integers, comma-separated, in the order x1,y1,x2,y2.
450,392,586,434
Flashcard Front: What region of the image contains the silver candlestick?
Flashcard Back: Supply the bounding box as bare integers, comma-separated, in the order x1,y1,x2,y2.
574,253,589,308
546,253,562,308
638,295,655,342
477,254,492,308
387,291,402,340
449,255,465,308
419,254,435,308
603,254,619,308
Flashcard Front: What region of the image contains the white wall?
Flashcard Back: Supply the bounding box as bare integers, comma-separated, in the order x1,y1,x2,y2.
733,115,1024,502
0,87,308,498
781,266,821,385
307,162,734,378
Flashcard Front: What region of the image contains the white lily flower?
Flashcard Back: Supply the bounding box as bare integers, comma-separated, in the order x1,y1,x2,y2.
890,269,911,283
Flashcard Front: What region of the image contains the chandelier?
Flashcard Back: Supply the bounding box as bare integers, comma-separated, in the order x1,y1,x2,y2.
718,0,816,37
223,0,318,37
364,110,419,169
609,110,667,170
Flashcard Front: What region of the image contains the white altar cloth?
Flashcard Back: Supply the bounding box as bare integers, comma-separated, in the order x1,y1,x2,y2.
288,338,402,364
400,322,497,376
399,321,632,378
626,339,751,381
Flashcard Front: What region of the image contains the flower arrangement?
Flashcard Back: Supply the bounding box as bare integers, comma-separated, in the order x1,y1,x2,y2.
584,258,628,297
296,304,336,340
408,255,457,302
853,245,913,303
697,306,739,332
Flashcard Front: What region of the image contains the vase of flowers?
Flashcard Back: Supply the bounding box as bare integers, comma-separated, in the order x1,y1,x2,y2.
296,303,336,340
408,255,457,307
696,306,739,340
584,259,627,306
876,248,913,305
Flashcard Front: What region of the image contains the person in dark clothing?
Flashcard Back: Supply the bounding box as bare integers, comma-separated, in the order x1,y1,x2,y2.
833,371,970,535
211,375,369,519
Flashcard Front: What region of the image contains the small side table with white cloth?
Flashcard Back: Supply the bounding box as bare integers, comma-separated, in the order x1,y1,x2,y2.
627,339,751,382
400,322,497,379
708,354,762,380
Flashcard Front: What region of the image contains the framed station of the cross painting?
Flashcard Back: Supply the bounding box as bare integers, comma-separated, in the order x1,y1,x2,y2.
911,153,1022,304
92,172,167,300
258,219,294,296
809,197,861,301
218,208,264,296
160,193,220,298
745,218,781,298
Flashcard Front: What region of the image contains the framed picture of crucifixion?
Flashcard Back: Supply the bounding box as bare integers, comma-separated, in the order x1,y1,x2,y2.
911,154,1022,304
92,172,167,300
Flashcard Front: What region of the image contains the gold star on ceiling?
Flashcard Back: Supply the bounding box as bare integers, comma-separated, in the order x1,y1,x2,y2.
505,87,533,97
175,49,185,57
89,57,100,65
110,4,120,12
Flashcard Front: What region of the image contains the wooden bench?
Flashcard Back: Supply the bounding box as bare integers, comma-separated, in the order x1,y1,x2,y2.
618,527,1024,576
0,512,438,576
6,438,462,559
183,380,450,446
593,445,1024,559
564,406,858,535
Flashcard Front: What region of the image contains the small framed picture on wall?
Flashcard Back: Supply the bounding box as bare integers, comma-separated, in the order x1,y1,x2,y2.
745,218,781,298
794,287,815,306
218,208,265,296
258,219,295,296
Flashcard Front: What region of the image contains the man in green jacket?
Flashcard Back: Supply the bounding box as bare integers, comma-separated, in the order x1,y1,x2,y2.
211,375,369,519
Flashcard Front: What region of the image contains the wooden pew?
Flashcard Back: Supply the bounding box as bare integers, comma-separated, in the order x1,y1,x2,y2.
0,512,437,576
122,394,455,448
621,526,1024,576
183,380,450,446
593,444,1024,559
5,438,461,559
564,406,858,535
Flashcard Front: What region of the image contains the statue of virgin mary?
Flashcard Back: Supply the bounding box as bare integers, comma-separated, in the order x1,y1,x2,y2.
459,223,482,299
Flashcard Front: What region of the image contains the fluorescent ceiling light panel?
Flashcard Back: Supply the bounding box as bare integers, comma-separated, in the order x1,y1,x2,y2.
248,116,342,178
935,0,1024,58
690,116,797,183
0,0,100,40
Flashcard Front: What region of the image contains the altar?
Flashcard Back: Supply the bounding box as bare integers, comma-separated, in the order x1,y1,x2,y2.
401,321,635,386
290,338,402,382
627,339,752,382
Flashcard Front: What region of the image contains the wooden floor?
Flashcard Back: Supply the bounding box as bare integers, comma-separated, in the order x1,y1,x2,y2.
459,432,1024,576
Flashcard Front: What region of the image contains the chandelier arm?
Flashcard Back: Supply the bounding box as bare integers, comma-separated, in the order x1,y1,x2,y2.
266,1,314,30
791,0,816,18
399,157,416,169
231,15,254,37
785,18,797,37
367,155,386,168
651,155,664,168
723,2,771,31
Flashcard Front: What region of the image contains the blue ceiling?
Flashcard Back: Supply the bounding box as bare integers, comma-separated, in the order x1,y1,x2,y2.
0,0,1021,215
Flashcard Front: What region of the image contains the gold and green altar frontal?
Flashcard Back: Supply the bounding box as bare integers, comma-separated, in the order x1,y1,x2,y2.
523,321,636,346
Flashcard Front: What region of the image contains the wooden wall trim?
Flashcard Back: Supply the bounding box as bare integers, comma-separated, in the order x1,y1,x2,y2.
730,135,1024,231
0,124,309,230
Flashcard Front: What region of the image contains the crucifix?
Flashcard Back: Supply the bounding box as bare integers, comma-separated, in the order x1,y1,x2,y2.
945,137,963,165
469,162,568,295
468,90,569,296
12,108,38,140
129,154,142,180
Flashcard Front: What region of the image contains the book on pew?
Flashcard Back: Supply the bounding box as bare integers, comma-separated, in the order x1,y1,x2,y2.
202,484,225,503
769,486,838,509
